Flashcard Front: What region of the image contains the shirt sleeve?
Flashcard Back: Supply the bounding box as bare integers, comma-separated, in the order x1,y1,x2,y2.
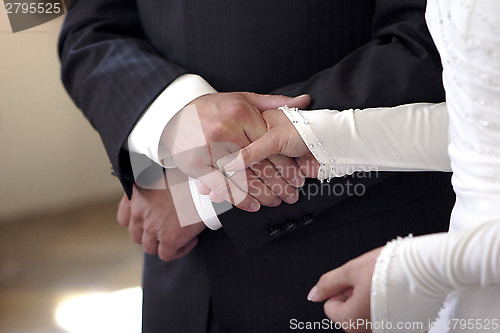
188,177,222,230
127,74,222,230
281,102,451,181
127,74,217,167
371,220,500,332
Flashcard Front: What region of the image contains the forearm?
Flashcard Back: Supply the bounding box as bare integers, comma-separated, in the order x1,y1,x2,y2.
283,102,450,181
371,221,500,330
59,0,187,194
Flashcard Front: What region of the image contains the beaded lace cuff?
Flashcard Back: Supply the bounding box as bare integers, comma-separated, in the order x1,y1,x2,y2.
279,105,348,182
371,235,413,333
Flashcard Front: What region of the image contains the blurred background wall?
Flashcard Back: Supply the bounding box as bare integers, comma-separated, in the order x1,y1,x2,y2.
0,9,123,221
0,9,143,333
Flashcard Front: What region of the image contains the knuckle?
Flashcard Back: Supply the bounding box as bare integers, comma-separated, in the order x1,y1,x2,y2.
158,232,172,245
209,123,227,141
143,222,158,235
130,209,143,222
227,101,249,119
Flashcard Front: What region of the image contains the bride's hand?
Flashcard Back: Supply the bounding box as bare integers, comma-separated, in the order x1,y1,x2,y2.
216,108,311,173
307,247,383,333
200,108,320,202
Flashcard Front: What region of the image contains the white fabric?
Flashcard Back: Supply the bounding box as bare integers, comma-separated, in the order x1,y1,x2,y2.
127,74,222,230
188,177,221,230
281,0,500,330
370,0,500,331
283,103,451,181
371,221,500,333
128,74,216,167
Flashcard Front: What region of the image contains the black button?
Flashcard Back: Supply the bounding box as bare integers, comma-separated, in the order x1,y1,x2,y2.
301,215,314,226
285,220,297,231
269,225,283,237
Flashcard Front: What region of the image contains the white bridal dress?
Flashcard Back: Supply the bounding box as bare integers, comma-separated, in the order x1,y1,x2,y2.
281,0,500,331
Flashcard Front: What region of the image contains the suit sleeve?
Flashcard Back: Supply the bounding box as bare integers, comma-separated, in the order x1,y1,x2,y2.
58,0,188,196
217,0,448,252
272,0,445,110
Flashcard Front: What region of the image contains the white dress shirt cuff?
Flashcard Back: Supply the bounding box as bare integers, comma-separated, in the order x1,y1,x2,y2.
127,74,217,167
188,177,223,230
127,74,221,230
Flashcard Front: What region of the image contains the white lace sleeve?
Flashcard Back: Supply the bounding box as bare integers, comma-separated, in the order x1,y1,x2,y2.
280,103,451,182
370,221,500,333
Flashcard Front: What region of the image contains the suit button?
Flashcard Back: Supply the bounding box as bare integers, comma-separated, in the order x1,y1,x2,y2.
301,215,314,226
285,220,297,231
269,225,283,237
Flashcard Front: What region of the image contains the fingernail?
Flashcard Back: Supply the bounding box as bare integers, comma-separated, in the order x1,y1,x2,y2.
271,198,282,207
307,286,318,302
296,94,309,98
249,201,260,212
285,192,298,204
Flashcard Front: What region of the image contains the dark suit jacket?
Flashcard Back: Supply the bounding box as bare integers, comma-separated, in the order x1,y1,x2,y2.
59,1,455,331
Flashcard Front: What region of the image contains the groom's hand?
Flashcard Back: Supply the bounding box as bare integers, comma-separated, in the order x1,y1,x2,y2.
216,109,320,179
117,169,206,262
161,92,310,211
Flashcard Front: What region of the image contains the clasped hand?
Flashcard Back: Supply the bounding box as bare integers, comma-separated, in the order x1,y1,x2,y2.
215,106,322,184
117,92,320,262
161,92,315,210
